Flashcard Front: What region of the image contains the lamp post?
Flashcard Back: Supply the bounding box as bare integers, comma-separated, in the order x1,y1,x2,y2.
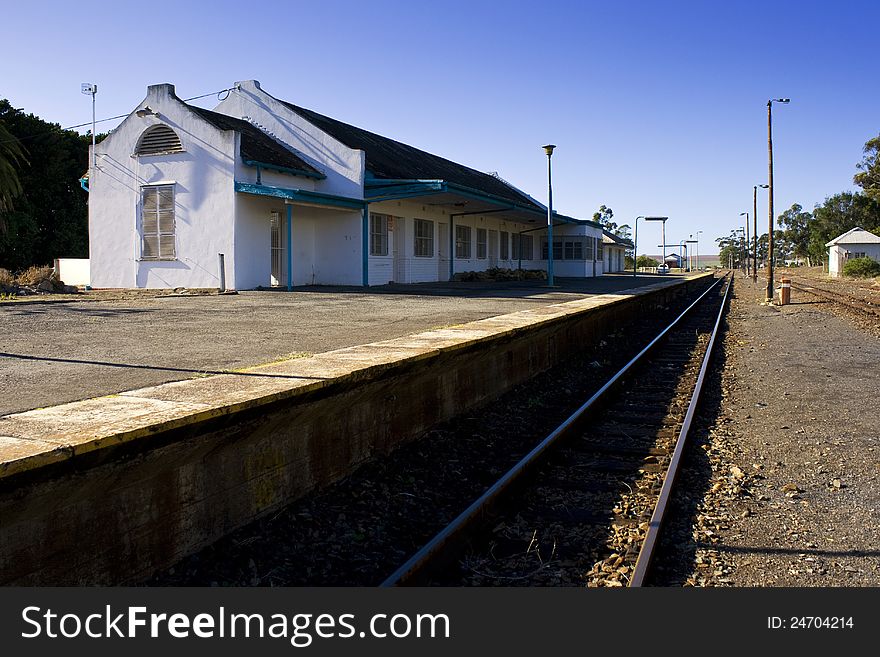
685,239,698,271
633,216,644,278
634,216,668,276
739,212,750,277
753,184,768,282
81,83,97,171
696,230,703,271
767,98,790,301
542,144,556,286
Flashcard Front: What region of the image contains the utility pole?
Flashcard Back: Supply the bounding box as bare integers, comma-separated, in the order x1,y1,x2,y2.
767,98,789,301
542,145,556,286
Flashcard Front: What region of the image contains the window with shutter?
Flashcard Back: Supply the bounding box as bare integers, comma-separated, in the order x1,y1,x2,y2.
135,125,184,156
141,185,176,260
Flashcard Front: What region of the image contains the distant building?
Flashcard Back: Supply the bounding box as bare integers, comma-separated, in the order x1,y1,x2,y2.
825,227,880,277
86,81,609,290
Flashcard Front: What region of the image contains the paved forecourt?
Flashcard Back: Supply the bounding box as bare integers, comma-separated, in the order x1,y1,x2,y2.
1,274,669,416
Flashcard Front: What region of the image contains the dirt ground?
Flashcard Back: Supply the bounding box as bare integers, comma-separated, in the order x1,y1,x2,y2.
659,274,880,586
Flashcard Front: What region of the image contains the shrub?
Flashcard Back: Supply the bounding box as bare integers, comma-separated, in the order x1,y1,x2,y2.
0,268,13,288
452,268,547,282
842,257,880,278
15,265,55,286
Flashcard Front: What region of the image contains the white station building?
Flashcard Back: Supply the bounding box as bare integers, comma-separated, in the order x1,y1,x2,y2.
87,81,630,290
825,227,880,277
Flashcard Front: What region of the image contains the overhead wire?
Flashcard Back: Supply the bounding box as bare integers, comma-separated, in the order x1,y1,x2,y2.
0,87,236,147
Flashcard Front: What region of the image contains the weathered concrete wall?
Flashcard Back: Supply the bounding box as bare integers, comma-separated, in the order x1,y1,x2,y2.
0,275,713,585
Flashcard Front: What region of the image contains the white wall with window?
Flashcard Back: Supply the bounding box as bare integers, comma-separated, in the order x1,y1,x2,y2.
89,84,237,289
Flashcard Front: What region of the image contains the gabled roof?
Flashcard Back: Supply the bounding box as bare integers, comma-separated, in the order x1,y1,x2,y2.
279,101,543,211
825,227,880,247
602,228,634,248
187,106,325,179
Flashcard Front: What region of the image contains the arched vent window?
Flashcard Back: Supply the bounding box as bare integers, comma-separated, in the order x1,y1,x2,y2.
135,125,184,156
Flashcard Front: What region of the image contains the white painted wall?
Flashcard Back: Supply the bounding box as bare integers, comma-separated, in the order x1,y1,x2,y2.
89,83,235,289
828,243,880,277
215,80,365,199
366,200,603,283
53,259,90,286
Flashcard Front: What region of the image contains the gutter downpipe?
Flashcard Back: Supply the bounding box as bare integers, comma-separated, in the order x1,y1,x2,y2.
286,204,293,291
362,204,370,287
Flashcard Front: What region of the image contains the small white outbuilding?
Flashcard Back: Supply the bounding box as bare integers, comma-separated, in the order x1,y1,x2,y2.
825,227,880,277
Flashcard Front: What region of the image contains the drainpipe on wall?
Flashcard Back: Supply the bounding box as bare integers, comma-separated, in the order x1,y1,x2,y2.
218,253,226,293
288,204,294,291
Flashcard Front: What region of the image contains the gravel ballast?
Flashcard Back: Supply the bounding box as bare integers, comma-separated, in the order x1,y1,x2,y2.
657,275,880,586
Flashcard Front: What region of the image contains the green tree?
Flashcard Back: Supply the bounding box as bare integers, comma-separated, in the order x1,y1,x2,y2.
0,116,28,222
716,230,744,270
0,99,91,270
854,134,880,203
808,192,880,265
592,204,613,225
592,204,630,238
777,203,813,265
636,255,659,269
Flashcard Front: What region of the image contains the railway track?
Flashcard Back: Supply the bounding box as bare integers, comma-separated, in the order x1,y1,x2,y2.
787,278,880,318
383,274,731,587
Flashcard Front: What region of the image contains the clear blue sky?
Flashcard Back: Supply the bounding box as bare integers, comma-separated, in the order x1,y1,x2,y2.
3,0,879,254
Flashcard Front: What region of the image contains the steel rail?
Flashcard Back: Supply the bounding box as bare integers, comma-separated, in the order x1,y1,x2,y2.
382,274,725,587
629,275,732,586
788,281,880,317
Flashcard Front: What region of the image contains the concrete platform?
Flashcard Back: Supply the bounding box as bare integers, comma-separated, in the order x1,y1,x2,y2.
0,273,712,585
2,273,674,417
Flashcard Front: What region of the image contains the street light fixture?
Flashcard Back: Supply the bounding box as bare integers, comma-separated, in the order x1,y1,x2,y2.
753,184,768,282
737,227,746,273
81,83,97,171
696,230,703,271
684,239,698,271
542,144,556,286
739,212,750,277
767,98,790,301
678,240,688,272
633,216,668,276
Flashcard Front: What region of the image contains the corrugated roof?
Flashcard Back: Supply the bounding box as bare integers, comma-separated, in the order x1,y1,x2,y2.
280,101,543,211
188,105,324,178
825,227,880,246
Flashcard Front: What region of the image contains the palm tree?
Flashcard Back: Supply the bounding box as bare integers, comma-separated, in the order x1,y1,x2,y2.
0,117,28,232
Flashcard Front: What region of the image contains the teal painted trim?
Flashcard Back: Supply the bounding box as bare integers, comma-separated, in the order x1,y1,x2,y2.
286,204,293,291
234,182,366,210
363,178,601,227
442,182,545,217
364,181,446,202
243,159,326,180
365,178,446,187
79,177,89,193
362,205,369,287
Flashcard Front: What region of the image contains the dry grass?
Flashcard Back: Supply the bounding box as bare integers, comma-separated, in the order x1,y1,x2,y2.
15,265,54,286
0,268,13,287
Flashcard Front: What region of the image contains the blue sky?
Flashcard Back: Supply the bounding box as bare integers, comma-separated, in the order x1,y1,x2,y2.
3,0,879,254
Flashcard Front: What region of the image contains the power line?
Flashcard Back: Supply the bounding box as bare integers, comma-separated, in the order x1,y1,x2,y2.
0,87,235,146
